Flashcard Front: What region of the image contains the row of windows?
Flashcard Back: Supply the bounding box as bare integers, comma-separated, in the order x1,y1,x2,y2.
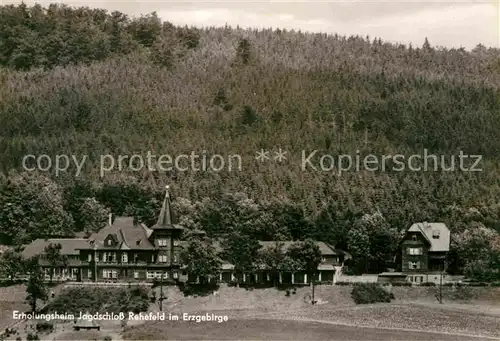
43,268,78,277
408,275,424,283
87,253,177,263
146,271,169,279
87,270,174,280
103,270,118,278
407,247,422,255
157,239,181,246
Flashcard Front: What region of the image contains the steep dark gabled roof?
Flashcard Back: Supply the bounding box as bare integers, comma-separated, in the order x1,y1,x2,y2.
407,222,450,252
80,216,154,250
150,185,184,231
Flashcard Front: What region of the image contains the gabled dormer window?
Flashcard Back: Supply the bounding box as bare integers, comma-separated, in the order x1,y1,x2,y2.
105,234,116,246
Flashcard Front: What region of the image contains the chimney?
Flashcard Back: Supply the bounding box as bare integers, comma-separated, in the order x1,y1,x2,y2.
109,213,113,226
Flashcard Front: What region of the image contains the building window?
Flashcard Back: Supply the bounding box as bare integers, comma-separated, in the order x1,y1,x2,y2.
157,239,168,246
412,235,417,241
88,253,92,262
134,271,139,279
159,255,168,263
409,262,420,270
88,270,92,279
102,252,115,262
432,230,440,239
408,276,413,282
107,239,112,246
122,253,128,263
173,272,178,279
321,257,326,263
173,255,178,263
146,271,155,279
102,269,117,278
408,248,422,255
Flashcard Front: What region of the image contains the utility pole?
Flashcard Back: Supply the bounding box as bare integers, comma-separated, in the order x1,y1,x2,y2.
159,271,164,311
311,276,316,305
439,271,443,304
93,244,97,283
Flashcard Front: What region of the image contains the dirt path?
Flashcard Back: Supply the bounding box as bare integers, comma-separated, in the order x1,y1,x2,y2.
263,316,500,340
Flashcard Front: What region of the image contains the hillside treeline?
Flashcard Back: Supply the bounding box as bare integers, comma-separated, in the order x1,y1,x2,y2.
1,172,499,281
0,4,499,280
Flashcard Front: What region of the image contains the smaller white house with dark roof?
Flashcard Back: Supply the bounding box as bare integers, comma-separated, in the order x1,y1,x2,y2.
400,222,451,283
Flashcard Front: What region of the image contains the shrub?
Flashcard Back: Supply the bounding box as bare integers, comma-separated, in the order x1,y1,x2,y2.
26,333,39,341
420,282,436,286
335,282,351,286
178,282,219,297
35,322,53,333
104,336,112,341
45,287,150,315
450,285,474,301
351,283,394,304
467,282,488,287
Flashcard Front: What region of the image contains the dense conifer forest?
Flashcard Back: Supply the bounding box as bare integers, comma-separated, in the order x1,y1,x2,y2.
0,3,499,279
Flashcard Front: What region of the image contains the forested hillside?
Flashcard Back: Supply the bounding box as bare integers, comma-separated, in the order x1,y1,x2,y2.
0,4,499,279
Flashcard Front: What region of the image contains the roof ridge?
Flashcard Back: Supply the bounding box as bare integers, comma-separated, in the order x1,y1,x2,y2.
140,223,152,239
41,238,88,241
416,223,432,244
118,228,130,248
